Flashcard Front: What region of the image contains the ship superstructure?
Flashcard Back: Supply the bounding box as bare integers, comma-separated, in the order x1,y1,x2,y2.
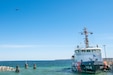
72,28,103,73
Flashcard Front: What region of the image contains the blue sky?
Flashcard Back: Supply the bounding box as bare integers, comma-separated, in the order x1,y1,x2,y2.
0,0,113,60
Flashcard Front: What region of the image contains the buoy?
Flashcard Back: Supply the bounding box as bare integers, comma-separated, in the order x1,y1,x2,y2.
15,65,20,73
33,64,36,69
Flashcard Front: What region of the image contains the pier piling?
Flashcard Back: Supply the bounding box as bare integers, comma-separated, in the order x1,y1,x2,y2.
33,64,36,69
25,63,28,69
15,65,20,73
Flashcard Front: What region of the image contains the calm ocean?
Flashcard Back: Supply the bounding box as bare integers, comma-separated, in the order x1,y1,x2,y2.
0,60,112,75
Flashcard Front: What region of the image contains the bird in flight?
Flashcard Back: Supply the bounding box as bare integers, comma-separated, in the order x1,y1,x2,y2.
16,8,19,11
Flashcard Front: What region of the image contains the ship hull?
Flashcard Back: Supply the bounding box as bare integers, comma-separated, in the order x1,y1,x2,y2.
72,61,103,74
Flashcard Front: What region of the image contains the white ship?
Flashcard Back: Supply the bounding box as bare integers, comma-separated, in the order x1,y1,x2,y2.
72,28,104,73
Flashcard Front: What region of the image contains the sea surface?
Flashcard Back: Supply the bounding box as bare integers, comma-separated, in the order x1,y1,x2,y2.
0,60,112,75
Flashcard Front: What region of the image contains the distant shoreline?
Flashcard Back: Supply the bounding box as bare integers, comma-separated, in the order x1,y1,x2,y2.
0,58,113,61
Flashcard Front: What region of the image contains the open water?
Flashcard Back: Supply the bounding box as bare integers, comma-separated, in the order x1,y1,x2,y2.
0,60,112,75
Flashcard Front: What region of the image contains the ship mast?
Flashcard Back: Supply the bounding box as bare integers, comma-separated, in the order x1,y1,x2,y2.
81,27,93,48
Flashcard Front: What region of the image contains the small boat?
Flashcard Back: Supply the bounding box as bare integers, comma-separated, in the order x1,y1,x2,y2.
71,28,104,73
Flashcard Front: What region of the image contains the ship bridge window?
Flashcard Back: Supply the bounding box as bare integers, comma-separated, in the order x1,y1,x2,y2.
82,50,85,52
87,50,90,52
75,50,79,53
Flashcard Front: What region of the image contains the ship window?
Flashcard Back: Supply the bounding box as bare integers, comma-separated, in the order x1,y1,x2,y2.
75,50,80,53
82,50,85,52
75,50,78,53
78,50,80,52
87,50,90,52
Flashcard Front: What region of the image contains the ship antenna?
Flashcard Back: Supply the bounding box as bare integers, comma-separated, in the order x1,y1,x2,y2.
81,27,93,48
